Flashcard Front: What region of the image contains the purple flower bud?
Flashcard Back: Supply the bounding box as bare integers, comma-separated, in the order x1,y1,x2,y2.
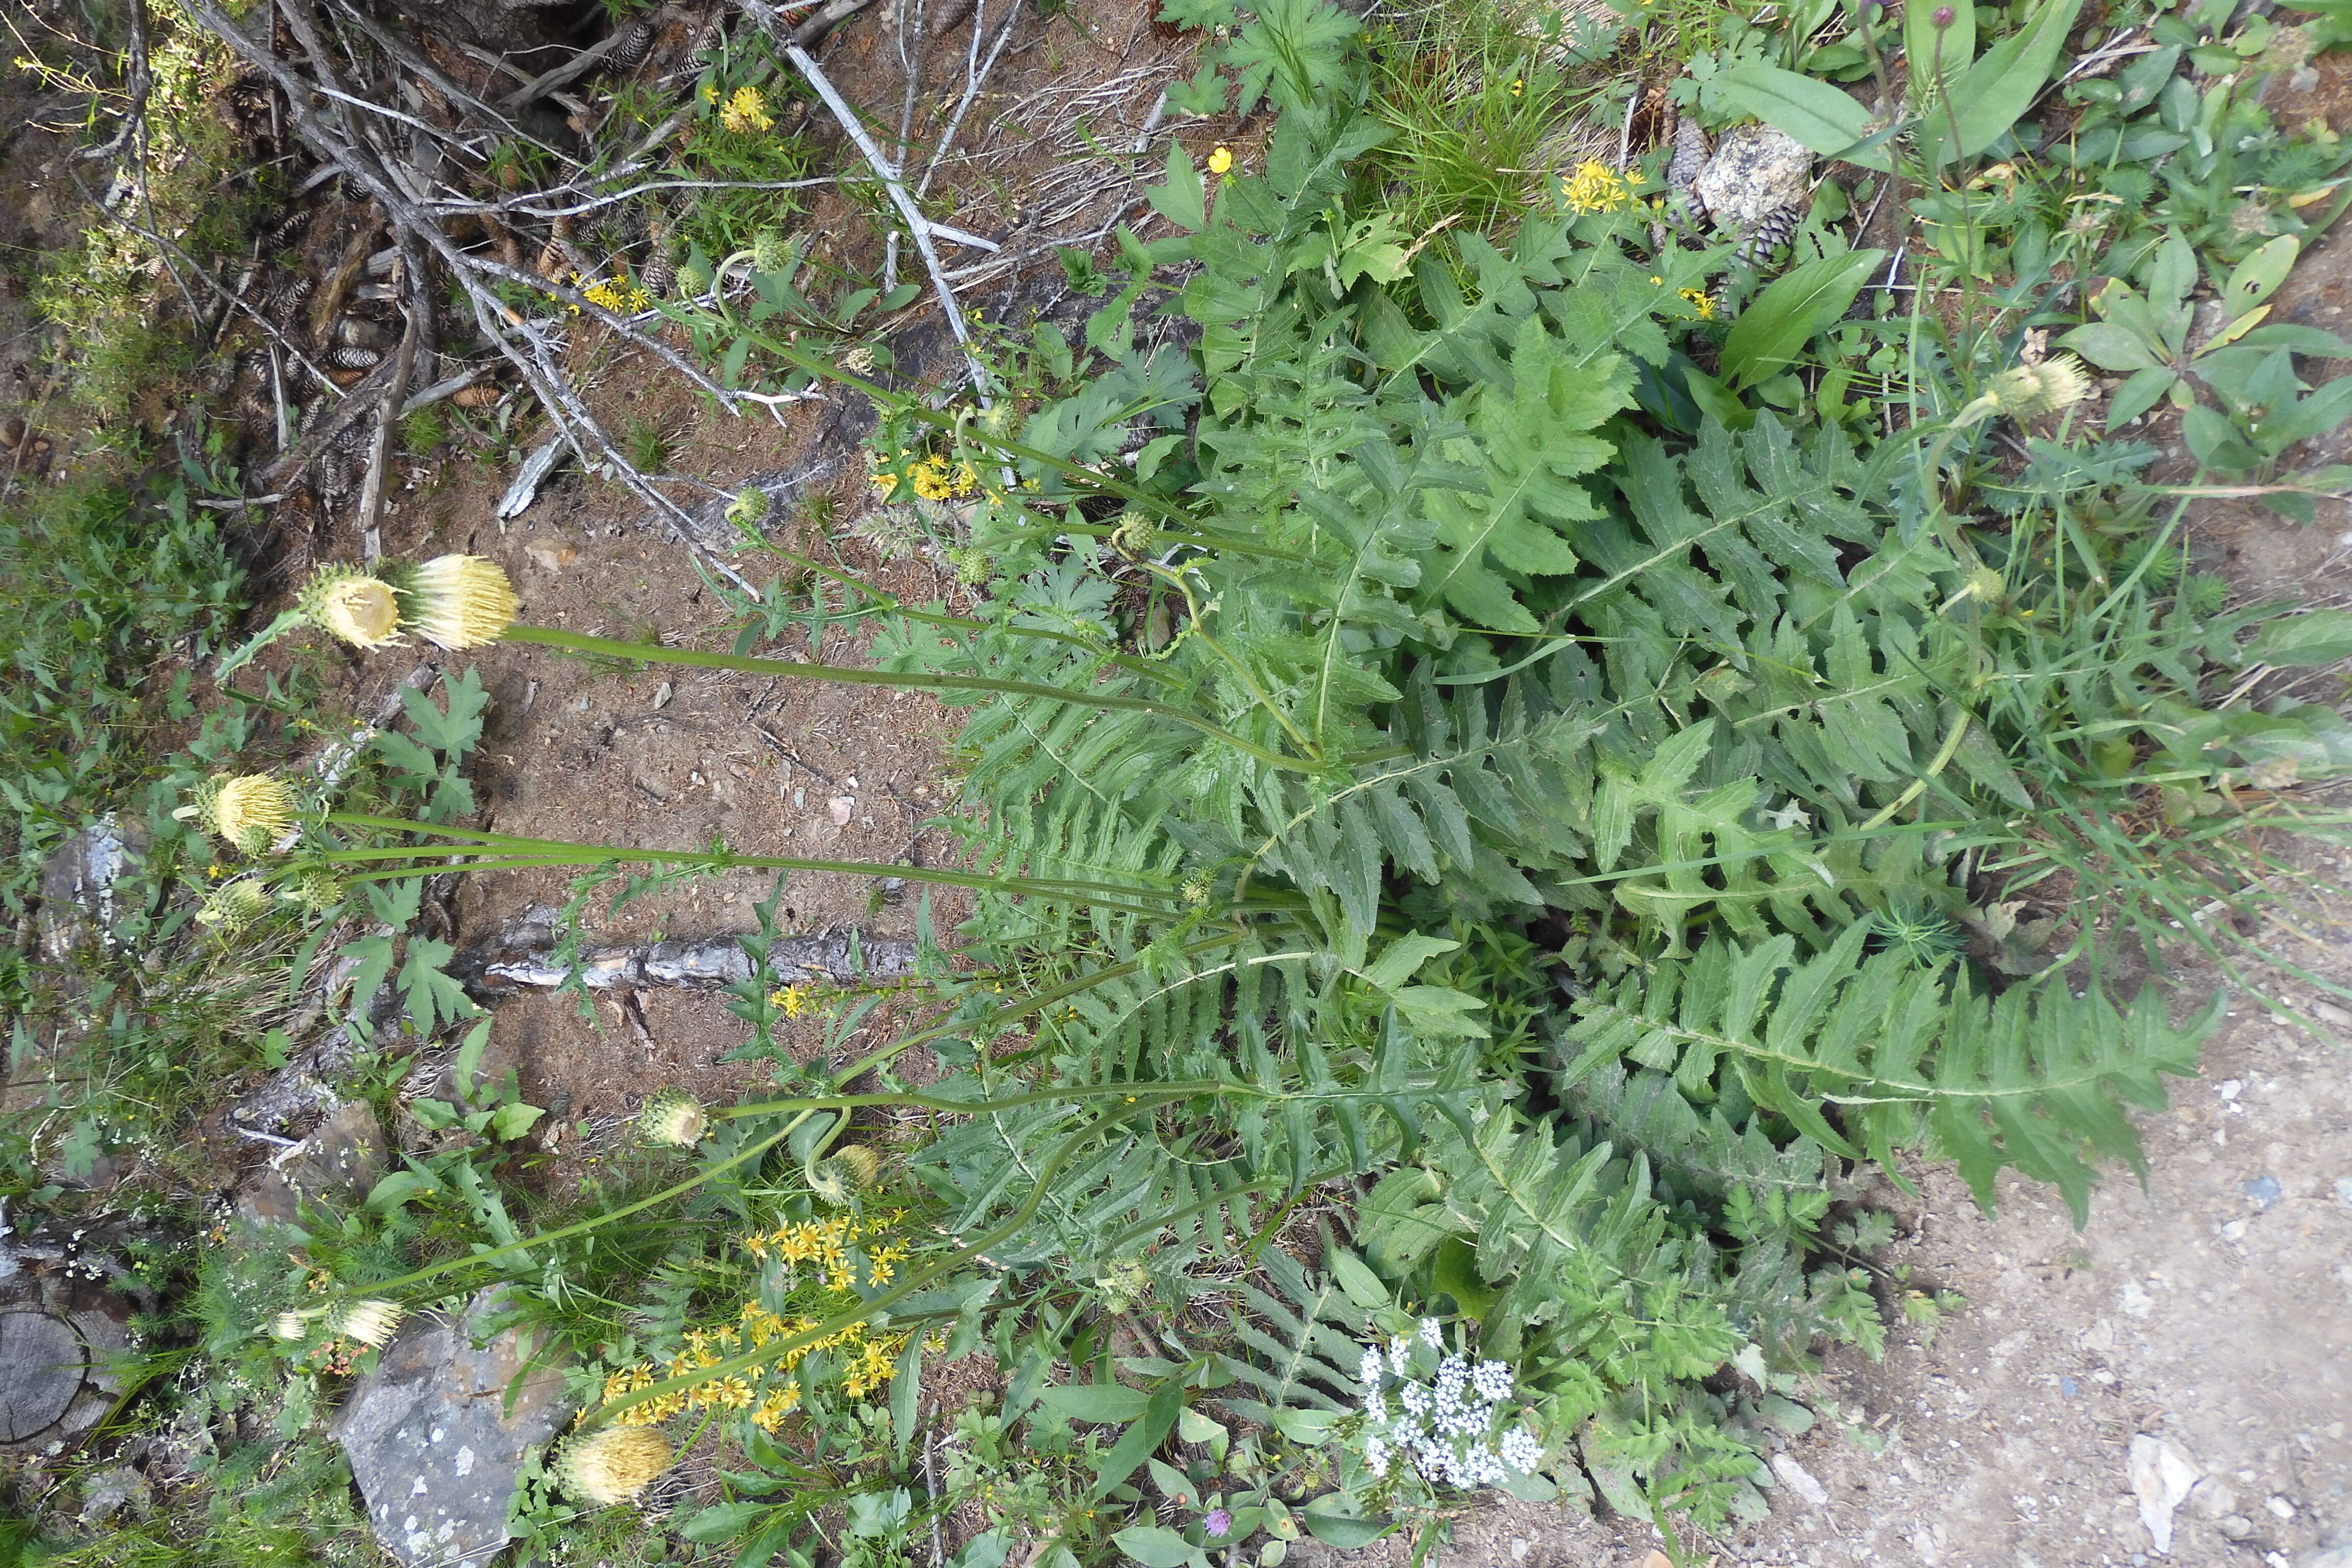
1932,4,1954,23
1205,1510,1233,1539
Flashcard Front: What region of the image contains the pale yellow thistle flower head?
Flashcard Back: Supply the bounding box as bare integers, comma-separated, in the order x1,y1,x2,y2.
184,773,298,854
553,1425,673,1506
328,1298,405,1349
303,568,404,649
639,1089,708,1148
1953,356,2091,427
404,555,521,649
1982,355,2090,421
270,1309,316,1341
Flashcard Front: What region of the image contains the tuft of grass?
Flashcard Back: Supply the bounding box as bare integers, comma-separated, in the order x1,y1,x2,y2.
1364,8,1596,234
621,415,674,475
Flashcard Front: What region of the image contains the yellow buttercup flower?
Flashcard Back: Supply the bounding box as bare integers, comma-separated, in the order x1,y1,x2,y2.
1207,144,1234,176
1561,159,1630,216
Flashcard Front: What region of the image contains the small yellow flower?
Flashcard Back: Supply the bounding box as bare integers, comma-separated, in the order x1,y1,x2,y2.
1207,144,1234,176
582,276,654,314
720,84,774,134
1561,159,1630,216
1679,287,1717,321
1509,78,1524,97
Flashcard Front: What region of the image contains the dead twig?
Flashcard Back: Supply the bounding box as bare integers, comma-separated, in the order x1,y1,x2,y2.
734,0,994,400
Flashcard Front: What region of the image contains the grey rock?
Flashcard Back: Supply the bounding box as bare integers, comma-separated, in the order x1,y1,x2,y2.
2220,1516,2256,1539
1768,1452,1829,1509
332,1288,574,1568
35,817,138,964
2191,1478,2239,1521
77,1465,150,1526
2127,1434,2200,1555
238,1100,390,1229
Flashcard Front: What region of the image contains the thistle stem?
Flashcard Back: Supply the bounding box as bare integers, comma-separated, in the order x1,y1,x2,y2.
500,625,1320,771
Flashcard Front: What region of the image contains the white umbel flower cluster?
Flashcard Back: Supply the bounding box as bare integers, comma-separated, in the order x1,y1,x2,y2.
1356,1318,1542,1489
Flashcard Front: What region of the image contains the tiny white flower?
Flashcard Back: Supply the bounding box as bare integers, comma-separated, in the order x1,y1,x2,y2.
1472,1359,1514,1401
1364,1434,1389,1478
1500,1428,1542,1474
1388,1335,1411,1376
1359,1347,1385,1390
1418,1316,1443,1349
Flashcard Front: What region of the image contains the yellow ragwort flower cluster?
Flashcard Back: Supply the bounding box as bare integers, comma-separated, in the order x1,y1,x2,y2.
768,983,813,1019
1561,160,1630,216
870,451,981,503
721,85,774,134
582,276,655,314
1679,287,1717,321
595,1212,919,1433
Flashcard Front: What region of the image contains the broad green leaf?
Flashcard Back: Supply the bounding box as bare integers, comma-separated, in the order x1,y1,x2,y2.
2249,609,2352,667
1148,146,1207,233
487,1101,545,1141
1113,1527,1206,1568
681,1503,770,1544
1933,0,2082,164
1093,1378,1184,1497
1034,1384,1150,1425
2105,367,2180,429
1327,1248,1390,1311
2223,236,2298,313
1354,934,1457,993
1721,250,1886,389
2056,321,2164,374
1301,1497,1390,1550
1711,66,1888,169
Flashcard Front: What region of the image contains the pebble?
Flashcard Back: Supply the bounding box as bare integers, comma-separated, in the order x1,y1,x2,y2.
827,795,854,825
2126,1434,2201,1555
653,681,673,708
2311,999,2352,1028
2265,1495,2295,1520
2219,1515,2255,1539
1769,1453,1829,1509
2241,1175,2283,1208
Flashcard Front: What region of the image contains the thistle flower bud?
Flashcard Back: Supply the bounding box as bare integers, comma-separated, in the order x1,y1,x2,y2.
750,229,789,275
187,773,298,854
552,1425,672,1505
726,486,771,528
405,555,520,650
197,879,273,933
328,1298,405,1348
303,568,404,649
808,1143,880,1206
638,1089,708,1148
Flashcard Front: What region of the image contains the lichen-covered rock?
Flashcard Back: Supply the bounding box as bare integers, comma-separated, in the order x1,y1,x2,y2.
332,1289,573,1568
